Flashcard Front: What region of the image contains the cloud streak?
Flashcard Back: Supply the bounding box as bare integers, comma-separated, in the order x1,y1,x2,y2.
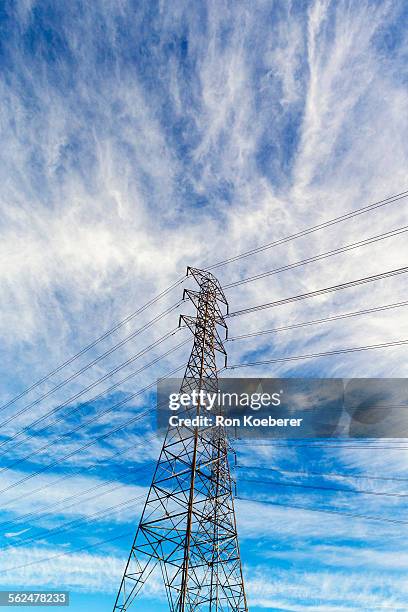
1,0,408,609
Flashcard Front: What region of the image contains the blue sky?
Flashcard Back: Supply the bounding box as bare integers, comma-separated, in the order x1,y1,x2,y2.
0,0,408,610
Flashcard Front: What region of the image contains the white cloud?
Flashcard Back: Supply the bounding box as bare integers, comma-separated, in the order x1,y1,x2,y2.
1,0,408,608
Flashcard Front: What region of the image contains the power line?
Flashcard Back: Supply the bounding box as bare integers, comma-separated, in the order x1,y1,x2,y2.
0,457,156,535
0,327,184,436
0,407,152,495
237,441,408,449
206,189,408,270
227,300,408,341
4,190,406,419
0,434,158,560
227,266,408,318
0,334,188,455
0,399,148,481
236,495,408,527
0,430,162,532
233,403,408,415
224,224,408,289
239,476,408,499
0,431,160,513
0,300,183,427
4,190,406,420
1,488,149,552
0,362,181,478
0,530,134,577
0,277,185,413
5,460,405,555
0,363,184,497
227,338,408,369
236,464,408,484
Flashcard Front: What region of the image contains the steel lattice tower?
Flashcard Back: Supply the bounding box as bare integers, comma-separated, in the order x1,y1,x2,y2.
113,267,248,611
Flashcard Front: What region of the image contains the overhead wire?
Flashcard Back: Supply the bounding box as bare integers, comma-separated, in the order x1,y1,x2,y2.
3,190,408,554
236,495,408,526
1,490,148,551
3,189,408,429
3,339,407,495
238,477,408,499
0,276,185,413
227,266,408,318
11,463,408,558
1,463,406,577
0,427,163,532
0,529,134,576
237,441,408,449
224,224,408,289
0,299,183,429
3,194,407,451
0,360,185,478
0,363,185,497
0,332,189,454
0,456,156,534
0,431,161,513
236,464,408,484
205,189,408,270
5,275,407,446
227,299,408,341
3,190,405,421
227,338,408,369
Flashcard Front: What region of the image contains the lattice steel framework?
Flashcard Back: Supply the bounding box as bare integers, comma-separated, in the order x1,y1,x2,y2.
113,267,248,611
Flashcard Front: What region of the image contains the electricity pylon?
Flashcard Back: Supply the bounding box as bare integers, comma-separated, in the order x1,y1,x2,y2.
113,267,248,611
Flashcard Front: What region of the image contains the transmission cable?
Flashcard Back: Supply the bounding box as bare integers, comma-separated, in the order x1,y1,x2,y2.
227,266,408,318
1,491,148,551
0,475,406,577
0,429,162,531
0,300,182,427
227,300,408,341
236,495,408,526
0,424,159,529
1,430,160,513
224,225,408,289
206,189,408,270
3,189,407,417
0,456,156,534
0,276,185,413
227,338,408,369
239,476,408,499
14,431,408,549
237,441,408,449
0,363,185,497
0,529,134,577
0,333,188,455
0,357,185,477
236,464,408,484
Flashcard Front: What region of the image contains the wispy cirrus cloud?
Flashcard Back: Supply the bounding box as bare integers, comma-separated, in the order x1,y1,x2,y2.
0,0,408,609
